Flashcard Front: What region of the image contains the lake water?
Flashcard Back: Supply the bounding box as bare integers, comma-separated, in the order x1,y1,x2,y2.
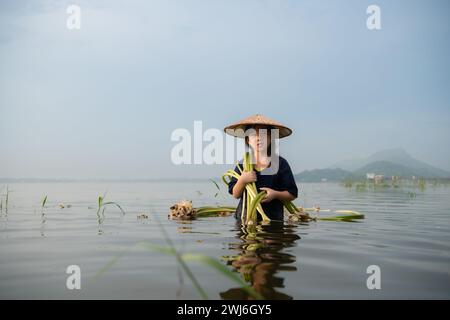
0,182,449,299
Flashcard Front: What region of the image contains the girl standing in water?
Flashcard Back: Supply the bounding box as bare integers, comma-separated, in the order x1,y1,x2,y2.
224,114,298,221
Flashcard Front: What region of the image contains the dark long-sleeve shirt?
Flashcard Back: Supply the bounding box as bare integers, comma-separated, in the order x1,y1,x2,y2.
227,156,298,221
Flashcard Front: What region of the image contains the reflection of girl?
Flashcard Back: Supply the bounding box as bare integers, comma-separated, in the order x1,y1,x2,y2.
224,114,298,221
220,221,300,300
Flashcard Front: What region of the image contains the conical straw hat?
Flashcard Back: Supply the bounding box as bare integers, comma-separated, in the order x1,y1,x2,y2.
223,114,292,138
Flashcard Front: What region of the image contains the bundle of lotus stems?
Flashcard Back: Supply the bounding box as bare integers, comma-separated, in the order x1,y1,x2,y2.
222,152,312,225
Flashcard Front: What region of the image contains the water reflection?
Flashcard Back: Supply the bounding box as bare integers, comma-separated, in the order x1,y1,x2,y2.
175,220,222,235
220,221,301,300
40,210,46,237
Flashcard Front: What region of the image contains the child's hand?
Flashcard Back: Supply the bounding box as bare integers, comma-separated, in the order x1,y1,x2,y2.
260,187,278,203
239,171,257,184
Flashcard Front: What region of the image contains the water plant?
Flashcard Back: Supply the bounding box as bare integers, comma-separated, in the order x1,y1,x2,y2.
315,210,364,222
209,179,220,198
96,193,125,223
417,178,426,192
41,195,48,209
343,179,353,188
5,186,9,212
355,182,367,191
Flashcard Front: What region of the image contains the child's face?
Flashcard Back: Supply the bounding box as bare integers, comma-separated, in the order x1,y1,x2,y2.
247,125,271,155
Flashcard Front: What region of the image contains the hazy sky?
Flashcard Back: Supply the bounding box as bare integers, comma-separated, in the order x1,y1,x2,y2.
1,0,449,179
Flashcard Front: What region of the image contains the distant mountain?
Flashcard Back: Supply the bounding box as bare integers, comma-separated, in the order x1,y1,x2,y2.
329,157,365,172
295,168,353,182
353,160,450,179
297,148,450,181
330,148,450,178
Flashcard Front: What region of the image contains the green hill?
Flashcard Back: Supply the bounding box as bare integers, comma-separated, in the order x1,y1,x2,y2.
295,168,353,182
331,148,450,177
295,149,450,182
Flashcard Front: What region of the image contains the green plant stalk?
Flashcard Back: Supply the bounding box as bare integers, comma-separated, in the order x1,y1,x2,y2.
243,152,254,224
195,206,236,213
96,193,126,222
102,202,125,214
42,195,48,209
247,191,252,222
223,153,271,223
223,169,269,222
210,179,220,197
282,200,300,214
243,152,263,224
223,153,302,224
241,190,247,224
5,186,9,211
194,206,236,217
247,191,267,223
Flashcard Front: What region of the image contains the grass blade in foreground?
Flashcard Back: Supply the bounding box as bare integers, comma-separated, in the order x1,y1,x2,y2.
95,241,263,299
140,242,263,300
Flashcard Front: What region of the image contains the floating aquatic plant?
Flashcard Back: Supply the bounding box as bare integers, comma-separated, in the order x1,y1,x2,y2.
168,200,363,223
314,210,365,222
169,200,196,220
169,200,235,220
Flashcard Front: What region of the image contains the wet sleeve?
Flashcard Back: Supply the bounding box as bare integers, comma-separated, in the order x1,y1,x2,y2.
227,163,243,196
278,159,298,198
